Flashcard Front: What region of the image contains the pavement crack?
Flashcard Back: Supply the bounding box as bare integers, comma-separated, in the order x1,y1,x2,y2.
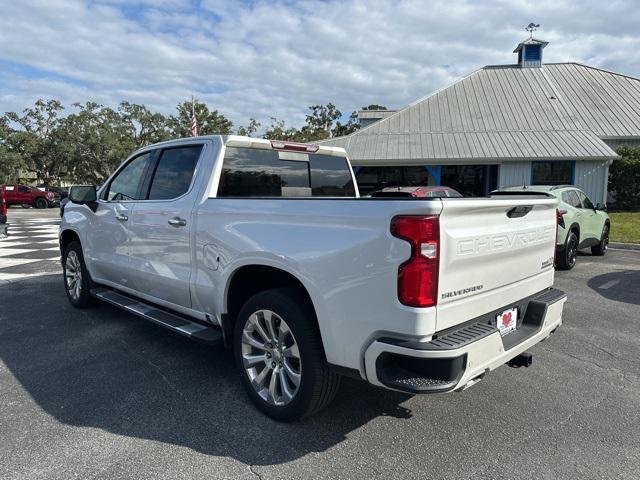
118,339,187,400
249,464,265,480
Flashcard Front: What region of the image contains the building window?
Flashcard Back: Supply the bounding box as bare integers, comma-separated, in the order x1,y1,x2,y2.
531,161,574,186
355,166,434,195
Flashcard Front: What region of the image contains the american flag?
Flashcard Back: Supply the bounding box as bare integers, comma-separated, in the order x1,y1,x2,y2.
190,105,198,137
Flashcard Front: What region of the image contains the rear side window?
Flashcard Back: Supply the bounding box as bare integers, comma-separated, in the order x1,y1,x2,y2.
148,145,203,200
217,147,356,198
562,190,581,208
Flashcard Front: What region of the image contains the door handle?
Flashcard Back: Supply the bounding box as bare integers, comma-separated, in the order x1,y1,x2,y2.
168,217,187,227
115,213,128,222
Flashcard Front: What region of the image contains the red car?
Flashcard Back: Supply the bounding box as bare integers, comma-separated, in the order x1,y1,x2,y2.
1,184,59,209
370,186,463,198
0,188,7,237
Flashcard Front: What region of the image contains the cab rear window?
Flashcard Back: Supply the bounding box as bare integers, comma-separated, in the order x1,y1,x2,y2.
217,147,356,198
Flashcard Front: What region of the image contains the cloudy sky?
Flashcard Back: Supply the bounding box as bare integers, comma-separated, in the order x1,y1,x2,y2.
2,0,640,130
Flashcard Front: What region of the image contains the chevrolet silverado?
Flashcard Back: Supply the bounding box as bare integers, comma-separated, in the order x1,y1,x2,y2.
60,135,566,421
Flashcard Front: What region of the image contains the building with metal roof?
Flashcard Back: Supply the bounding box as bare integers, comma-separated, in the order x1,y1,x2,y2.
320,37,639,203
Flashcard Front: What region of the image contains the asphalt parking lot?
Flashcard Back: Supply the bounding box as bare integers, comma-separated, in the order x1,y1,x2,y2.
1,208,639,480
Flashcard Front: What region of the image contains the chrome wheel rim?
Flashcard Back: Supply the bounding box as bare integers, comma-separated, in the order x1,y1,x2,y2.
602,227,609,252
241,310,301,406
65,251,82,301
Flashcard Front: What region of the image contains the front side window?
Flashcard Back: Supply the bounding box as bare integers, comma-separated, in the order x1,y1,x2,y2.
106,152,155,201
148,145,202,200
576,191,595,209
531,161,573,186
217,147,355,198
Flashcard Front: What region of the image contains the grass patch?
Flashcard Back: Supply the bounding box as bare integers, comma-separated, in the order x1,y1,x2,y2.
609,211,640,244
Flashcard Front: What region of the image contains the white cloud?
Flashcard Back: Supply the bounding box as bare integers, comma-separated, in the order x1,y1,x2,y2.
1,0,640,130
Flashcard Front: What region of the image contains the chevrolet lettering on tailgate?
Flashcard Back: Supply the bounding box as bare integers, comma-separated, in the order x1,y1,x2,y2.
456,226,555,256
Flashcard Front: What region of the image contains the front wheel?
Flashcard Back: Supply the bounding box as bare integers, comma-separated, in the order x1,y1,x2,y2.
62,241,96,308
35,197,48,209
591,224,609,256
234,288,340,421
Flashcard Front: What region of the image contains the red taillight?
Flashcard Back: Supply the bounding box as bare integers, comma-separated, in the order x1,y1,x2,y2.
270,140,319,153
556,208,567,228
1,192,6,218
391,215,440,308
553,209,566,268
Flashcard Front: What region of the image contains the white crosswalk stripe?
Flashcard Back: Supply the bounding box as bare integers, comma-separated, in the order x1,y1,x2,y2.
0,216,61,282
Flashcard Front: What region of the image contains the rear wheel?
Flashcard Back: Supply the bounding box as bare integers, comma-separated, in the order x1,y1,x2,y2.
591,224,609,256
62,241,96,308
35,197,48,209
234,288,340,421
557,231,578,270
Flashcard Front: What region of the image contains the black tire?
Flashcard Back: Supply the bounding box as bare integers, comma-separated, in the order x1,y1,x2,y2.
233,287,340,422
557,231,578,270
62,241,96,308
35,197,48,209
591,224,609,256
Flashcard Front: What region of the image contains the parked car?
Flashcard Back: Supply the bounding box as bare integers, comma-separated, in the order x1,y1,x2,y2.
37,184,69,201
370,186,463,198
493,185,610,270
60,136,566,421
0,187,7,237
1,184,59,209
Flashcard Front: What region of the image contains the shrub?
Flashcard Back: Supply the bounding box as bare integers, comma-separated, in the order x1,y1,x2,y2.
610,147,640,210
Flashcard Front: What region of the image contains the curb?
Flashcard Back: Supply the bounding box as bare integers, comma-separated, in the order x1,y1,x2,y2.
609,242,640,251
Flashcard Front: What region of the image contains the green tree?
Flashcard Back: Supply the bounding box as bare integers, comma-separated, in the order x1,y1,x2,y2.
0,116,24,184
168,100,233,137
361,104,387,110
118,101,171,147
304,103,342,140
57,102,134,184
263,118,305,142
4,99,65,183
332,110,360,137
237,118,261,137
611,147,640,210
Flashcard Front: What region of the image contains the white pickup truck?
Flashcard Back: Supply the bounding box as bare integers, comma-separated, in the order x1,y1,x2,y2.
60,135,566,421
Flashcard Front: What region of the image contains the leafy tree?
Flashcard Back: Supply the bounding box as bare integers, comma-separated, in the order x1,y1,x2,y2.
304,103,342,140
361,104,387,110
4,99,65,183
237,118,261,137
0,116,24,184
168,100,233,137
56,102,134,184
118,101,171,147
263,118,305,142
332,110,360,137
610,147,640,210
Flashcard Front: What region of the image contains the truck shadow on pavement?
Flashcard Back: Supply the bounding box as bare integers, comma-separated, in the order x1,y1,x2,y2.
587,269,640,306
0,277,413,466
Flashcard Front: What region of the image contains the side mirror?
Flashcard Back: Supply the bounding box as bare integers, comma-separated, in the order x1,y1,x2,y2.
595,203,607,211
69,185,98,211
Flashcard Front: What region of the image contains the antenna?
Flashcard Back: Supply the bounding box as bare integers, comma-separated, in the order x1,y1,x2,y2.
526,22,540,38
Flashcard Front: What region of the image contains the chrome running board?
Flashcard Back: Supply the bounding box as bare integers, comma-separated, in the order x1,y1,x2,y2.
91,287,223,345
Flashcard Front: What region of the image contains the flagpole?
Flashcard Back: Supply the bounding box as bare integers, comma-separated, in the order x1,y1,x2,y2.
190,95,198,137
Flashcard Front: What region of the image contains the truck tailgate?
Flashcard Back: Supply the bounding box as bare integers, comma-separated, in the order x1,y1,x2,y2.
436,196,558,330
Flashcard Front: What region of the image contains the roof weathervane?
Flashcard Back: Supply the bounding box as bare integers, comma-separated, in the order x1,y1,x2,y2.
526,22,540,38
